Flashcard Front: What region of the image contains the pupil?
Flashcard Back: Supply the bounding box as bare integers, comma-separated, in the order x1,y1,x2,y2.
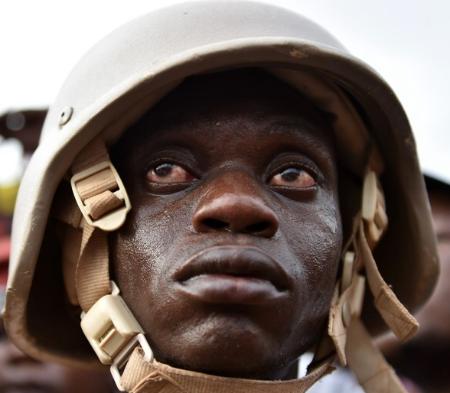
155,163,173,177
281,168,300,182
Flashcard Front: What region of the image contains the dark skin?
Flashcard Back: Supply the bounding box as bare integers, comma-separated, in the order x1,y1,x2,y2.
111,70,342,381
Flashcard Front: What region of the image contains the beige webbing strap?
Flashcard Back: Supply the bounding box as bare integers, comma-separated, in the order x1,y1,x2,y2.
328,273,365,365
346,317,406,393
53,185,85,305
120,348,334,393
326,168,418,393
62,226,83,305
76,222,111,312
63,137,129,311
358,224,418,341
54,182,112,310
72,138,110,173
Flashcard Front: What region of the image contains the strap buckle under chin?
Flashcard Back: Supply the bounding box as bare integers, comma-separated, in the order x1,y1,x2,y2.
80,282,153,390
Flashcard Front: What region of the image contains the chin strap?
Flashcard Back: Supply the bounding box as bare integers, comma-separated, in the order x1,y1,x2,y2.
54,139,419,393
118,348,334,393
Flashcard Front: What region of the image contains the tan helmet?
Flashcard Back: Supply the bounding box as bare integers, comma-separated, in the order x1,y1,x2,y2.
4,1,438,392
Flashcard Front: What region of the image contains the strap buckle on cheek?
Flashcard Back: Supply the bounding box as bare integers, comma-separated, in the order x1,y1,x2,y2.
71,160,131,231
80,281,153,391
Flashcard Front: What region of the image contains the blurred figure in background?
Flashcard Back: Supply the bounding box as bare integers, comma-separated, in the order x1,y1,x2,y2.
0,274,117,393
381,175,450,393
0,110,117,393
0,110,45,219
311,175,450,393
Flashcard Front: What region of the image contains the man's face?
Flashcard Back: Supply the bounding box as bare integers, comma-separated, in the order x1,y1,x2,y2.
111,70,342,380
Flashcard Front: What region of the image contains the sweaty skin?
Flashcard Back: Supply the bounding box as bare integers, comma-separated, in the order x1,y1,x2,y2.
110,70,343,381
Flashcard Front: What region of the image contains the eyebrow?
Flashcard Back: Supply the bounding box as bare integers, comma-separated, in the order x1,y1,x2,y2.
264,119,334,146
268,117,325,132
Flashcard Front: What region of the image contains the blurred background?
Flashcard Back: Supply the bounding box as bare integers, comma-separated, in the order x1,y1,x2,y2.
0,1,449,393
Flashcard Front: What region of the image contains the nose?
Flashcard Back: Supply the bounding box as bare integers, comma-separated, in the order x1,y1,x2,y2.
192,172,279,238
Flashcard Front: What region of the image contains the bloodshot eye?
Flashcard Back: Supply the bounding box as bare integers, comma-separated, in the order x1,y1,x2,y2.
146,162,196,184
269,167,316,188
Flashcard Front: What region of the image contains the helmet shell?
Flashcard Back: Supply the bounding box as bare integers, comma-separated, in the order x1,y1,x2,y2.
4,1,438,366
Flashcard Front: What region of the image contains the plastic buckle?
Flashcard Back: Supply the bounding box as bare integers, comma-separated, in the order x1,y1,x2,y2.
361,171,388,246
80,282,151,365
71,161,131,231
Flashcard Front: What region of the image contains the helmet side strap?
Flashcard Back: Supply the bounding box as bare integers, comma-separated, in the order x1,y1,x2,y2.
357,224,419,341
75,222,111,310
324,168,419,393
56,138,153,390
69,137,128,310
54,179,112,309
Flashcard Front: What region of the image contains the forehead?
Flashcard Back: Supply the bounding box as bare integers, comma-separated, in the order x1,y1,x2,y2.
117,69,336,156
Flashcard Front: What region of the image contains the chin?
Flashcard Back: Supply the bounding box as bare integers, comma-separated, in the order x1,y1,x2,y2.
152,315,295,380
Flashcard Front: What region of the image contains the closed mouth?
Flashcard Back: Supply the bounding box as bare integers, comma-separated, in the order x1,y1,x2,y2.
173,245,291,304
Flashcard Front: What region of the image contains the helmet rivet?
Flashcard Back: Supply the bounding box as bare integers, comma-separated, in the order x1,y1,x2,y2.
59,106,73,127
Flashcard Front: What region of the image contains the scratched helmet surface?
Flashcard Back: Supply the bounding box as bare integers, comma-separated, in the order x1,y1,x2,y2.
4,1,437,366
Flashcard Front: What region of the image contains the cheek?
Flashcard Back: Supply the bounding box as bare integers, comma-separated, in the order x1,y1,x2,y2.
110,194,193,314
283,194,342,317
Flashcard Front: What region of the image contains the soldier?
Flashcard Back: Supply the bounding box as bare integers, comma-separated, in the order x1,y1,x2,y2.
3,2,438,392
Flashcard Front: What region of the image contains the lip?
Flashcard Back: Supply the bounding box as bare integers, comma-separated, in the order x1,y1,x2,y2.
173,245,291,304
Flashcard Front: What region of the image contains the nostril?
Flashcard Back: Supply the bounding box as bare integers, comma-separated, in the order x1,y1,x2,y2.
202,218,229,230
192,194,279,237
245,221,272,234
